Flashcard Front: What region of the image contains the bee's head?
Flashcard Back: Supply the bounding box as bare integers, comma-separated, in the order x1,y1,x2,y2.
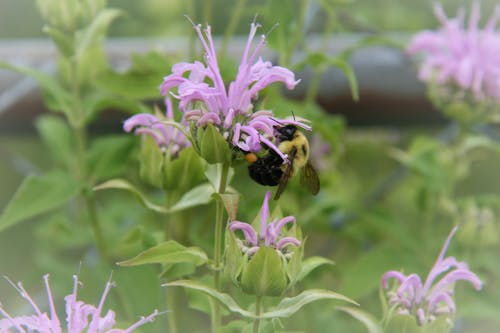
275,124,297,142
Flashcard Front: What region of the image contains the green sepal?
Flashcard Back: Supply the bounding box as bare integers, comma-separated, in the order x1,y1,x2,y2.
240,247,288,297
385,314,453,333
198,124,232,164
163,147,205,191
224,230,244,286
139,135,164,188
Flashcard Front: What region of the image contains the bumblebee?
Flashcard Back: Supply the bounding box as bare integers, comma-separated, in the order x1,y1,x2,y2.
247,124,320,200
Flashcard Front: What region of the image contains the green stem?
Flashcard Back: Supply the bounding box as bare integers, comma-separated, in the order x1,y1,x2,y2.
67,55,108,263
164,191,181,333
212,163,230,333
305,66,323,105
253,295,263,333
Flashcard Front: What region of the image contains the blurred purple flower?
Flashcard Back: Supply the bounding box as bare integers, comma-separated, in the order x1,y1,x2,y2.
229,191,300,257
381,226,482,326
0,274,159,333
407,2,500,101
123,97,190,156
161,20,308,160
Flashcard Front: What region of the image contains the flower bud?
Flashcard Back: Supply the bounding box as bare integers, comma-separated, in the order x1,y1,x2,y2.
240,247,288,297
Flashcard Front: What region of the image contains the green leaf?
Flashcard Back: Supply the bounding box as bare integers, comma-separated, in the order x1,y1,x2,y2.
261,289,358,319
75,8,122,59
0,171,81,232
0,62,72,115
35,115,74,169
205,164,234,192
165,280,254,318
327,57,359,101
169,183,215,213
199,124,232,164
88,135,135,181
337,306,383,333
43,26,75,57
118,240,208,267
296,256,334,283
95,51,170,100
93,178,169,213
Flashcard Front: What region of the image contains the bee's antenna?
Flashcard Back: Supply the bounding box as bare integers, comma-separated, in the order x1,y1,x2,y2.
270,117,285,126
290,110,296,121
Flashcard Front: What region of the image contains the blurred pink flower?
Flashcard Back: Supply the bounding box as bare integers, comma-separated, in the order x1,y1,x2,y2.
161,20,308,161
407,2,500,101
381,226,482,326
123,97,190,156
0,274,159,333
229,191,300,257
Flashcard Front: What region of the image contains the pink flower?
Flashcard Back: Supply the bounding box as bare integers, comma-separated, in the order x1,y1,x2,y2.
407,2,500,101
229,191,300,257
161,20,308,161
381,226,482,326
0,274,159,333
123,97,190,156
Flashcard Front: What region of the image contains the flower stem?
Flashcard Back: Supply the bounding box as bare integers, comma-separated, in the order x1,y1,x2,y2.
253,295,263,333
212,163,230,333
164,192,181,333
75,121,109,262
67,54,108,263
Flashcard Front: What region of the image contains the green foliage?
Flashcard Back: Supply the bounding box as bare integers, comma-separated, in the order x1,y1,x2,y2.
118,240,208,267
0,172,81,232
240,247,288,297
198,124,232,165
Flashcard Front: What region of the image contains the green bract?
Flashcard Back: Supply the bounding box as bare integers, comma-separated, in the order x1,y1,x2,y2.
240,246,288,297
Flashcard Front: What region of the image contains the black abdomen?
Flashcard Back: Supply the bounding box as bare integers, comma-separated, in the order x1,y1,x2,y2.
248,154,283,186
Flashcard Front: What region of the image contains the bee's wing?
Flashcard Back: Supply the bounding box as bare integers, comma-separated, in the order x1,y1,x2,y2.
300,161,320,195
274,147,296,200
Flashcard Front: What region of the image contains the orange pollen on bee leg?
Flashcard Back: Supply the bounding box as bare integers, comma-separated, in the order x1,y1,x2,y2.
245,153,258,163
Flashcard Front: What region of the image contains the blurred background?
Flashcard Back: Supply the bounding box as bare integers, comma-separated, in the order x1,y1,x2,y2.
1,0,499,332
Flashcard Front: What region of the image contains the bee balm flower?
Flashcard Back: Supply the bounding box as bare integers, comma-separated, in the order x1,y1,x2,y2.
229,191,300,257
123,97,190,157
0,274,159,333
381,226,482,326
407,2,500,102
161,20,309,162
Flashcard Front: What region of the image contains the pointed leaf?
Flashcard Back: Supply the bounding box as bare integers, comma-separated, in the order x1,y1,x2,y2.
169,183,215,213
43,25,74,57
93,178,169,213
164,280,254,318
75,8,122,58
0,61,71,114
261,289,357,319
35,115,75,169
118,240,208,267
327,57,359,101
296,256,335,283
337,306,383,333
88,135,135,181
0,171,81,232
